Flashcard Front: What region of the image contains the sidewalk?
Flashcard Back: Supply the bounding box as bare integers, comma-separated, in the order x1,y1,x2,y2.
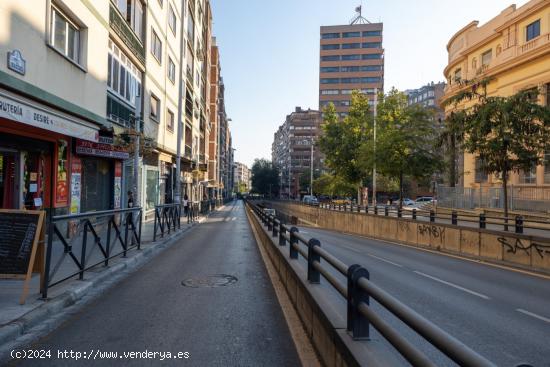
0,210,207,351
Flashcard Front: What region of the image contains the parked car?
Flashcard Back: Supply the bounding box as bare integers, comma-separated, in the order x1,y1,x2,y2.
302,195,319,205
263,208,276,217
415,196,434,205
401,198,415,206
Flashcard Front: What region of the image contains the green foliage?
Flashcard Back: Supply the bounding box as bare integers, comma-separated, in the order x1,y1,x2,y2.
438,109,467,187
318,92,372,186
251,159,280,196
312,174,357,197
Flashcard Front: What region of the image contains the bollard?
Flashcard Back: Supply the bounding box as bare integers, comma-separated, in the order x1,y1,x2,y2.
374,206,378,215
272,219,278,237
365,205,369,214
397,208,402,218
515,216,524,234
452,211,458,225
279,226,287,246
479,213,486,229
357,205,361,213
307,239,321,284
289,227,299,259
267,216,273,231
384,206,389,216
347,264,370,340
430,210,435,223
412,208,417,220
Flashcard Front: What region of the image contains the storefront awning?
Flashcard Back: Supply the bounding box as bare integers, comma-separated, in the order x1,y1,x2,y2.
0,89,99,142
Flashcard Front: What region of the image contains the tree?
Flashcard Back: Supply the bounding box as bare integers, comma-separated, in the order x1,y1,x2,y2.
318,91,372,202
438,109,467,187
459,89,550,222
359,89,443,208
251,159,280,197
312,174,357,198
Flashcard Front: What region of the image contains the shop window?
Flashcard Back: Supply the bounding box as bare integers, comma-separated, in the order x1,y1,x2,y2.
146,169,159,211
50,6,81,64
56,140,69,205
81,158,114,212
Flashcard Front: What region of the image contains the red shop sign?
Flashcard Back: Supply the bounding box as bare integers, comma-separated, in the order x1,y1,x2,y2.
75,139,130,160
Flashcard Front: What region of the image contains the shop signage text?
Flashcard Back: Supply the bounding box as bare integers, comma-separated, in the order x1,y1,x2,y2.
75,139,130,160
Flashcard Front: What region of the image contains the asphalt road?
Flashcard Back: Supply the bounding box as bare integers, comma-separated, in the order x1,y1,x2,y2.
294,226,550,367
8,201,300,367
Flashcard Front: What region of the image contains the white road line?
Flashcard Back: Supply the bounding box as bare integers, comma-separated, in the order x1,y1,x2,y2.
516,308,550,323
413,271,491,300
367,253,403,268
340,244,362,253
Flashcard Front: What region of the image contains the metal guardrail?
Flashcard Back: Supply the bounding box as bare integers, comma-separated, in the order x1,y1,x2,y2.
247,200,496,367
186,202,200,223
153,204,181,241
43,207,143,299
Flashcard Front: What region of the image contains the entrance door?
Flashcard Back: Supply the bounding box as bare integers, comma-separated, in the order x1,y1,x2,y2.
81,158,114,212
0,152,18,209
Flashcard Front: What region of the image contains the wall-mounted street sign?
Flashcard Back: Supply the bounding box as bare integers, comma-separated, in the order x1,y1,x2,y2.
7,50,26,75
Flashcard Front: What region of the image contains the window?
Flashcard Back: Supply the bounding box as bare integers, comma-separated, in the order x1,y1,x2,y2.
362,65,382,71
341,89,353,94
342,43,360,49
166,109,174,132
320,67,339,73
107,41,142,108
341,66,360,72
168,57,176,83
168,5,177,35
187,9,195,46
320,78,339,84
362,54,382,59
454,68,462,82
474,158,488,183
363,30,381,37
131,0,144,41
50,6,80,64
363,42,381,48
320,89,339,95
526,19,540,42
321,55,340,61
321,33,339,39
481,50,492,66
342,32,360,38
321,44,340,50
342,54,361,60
150,94,160,121
428,90,435,97
520,165,537,184
151,29,162,63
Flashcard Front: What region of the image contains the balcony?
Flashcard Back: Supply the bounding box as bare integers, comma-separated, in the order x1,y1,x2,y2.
518,33,550,57
109,3,145,65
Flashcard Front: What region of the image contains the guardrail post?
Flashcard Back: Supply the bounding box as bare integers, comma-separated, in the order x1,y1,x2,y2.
430,210,435,223
515,216,523,234
365,204,368,214
412,208,417,220
307,239,321,284
384,206,389,216
357,205,360,213
479,213,486,229
267,216,273,231
347,264,370,340
452,211,458,225
272,219,278,237
279,226,286,246
374,206,378,215
289,227,299,259
397,208,402,218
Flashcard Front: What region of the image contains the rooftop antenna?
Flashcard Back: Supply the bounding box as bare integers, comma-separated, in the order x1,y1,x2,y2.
350,2,370,25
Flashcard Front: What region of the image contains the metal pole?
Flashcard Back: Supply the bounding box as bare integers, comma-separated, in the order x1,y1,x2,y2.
310,139,313,195
174,0,186,206
372,88,378,208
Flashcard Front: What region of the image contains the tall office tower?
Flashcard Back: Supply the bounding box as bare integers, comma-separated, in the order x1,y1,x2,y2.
319,8,384,118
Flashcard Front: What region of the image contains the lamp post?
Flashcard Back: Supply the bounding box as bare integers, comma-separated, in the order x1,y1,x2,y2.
310,139,314,195
372,87,378,208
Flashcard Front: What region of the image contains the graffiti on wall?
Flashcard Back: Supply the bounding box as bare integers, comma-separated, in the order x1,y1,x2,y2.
498,237,550,259
418,224,446,244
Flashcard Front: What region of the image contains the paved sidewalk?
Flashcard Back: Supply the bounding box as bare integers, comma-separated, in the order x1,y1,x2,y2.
0,210,206,355
4,200,300,366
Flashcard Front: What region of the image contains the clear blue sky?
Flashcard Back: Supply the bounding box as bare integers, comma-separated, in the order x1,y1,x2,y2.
210,0,529,168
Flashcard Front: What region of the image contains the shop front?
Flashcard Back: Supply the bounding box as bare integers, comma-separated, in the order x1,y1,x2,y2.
0,88,99,216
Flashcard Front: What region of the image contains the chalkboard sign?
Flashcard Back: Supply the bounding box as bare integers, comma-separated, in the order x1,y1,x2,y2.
0,210,43,276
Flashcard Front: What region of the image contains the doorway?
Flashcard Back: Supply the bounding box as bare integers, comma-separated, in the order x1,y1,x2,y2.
0,151,18,209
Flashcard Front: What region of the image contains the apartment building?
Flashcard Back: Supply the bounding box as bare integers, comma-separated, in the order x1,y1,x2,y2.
442,0,550,188
319,11,384,117
272,107,323,199
233,162,250,193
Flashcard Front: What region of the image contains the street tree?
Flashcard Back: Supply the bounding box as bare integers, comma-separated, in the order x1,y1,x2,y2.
438,109,467,187
251,159,280,197
312,174,357,198
359,89,442,208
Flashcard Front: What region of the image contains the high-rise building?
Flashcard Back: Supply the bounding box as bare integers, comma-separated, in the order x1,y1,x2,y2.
319,8,384,117
234,162,251,192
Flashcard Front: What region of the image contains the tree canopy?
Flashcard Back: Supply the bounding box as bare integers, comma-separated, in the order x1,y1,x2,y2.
250,159,280,197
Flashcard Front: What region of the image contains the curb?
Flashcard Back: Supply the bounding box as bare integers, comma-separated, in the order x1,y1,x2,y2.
0,219,201,350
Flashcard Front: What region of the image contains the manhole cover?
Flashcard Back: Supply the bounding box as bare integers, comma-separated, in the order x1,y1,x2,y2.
181,274,238,288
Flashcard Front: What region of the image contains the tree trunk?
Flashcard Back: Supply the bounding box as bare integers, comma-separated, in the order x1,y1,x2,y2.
450,135,456,188
502,171,509,231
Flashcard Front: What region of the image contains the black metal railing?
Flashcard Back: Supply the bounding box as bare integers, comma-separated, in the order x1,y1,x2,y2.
186,202,200,223
247,200,496,367
153,204,181,241
42,207,143,299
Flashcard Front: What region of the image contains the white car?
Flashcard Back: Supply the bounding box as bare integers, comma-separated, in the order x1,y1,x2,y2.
401,198,415,206
415,197,434,206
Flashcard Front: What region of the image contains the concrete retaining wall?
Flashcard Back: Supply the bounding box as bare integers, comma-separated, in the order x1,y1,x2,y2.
266,201,550,274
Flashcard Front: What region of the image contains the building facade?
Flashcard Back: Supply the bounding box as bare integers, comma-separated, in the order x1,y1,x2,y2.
0,0,230,217
272,107,323,199
442,0,550,188
233,161,250,193
319,14,384,117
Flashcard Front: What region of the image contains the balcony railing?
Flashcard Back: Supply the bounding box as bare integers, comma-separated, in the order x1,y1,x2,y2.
109,3,145,65
518,33,550,56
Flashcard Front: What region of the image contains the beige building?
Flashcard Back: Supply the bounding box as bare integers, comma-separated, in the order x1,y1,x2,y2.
233,161,250,193
442,0,550,189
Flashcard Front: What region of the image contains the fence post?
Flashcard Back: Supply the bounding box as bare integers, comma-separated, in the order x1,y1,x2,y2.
272,218,278,237
365,204,368,214
515,215,524,234
279,226,286,246
452,211,458,225
357,205,361,213
289,227,299,259
430,210,435,223
384,206,389,216
42,219,55,299
307,239,321,284
267,215,273,231
374,206,378,215
347,264,370,340
153,207,159,241
105,218,112,266
479,213,486,229
412,208,417,220
138,209,143,250
397,208,402,218
80,222,89,280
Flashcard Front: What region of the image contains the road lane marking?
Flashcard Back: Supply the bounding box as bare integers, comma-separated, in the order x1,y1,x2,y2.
413,271,490,300
367,253,403,268
340,244,362,253
516,308,550,323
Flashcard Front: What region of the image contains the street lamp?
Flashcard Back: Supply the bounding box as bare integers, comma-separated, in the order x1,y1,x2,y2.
372,87,378,207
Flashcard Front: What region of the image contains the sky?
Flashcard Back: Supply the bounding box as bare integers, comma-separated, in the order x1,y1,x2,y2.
210,0,530,168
